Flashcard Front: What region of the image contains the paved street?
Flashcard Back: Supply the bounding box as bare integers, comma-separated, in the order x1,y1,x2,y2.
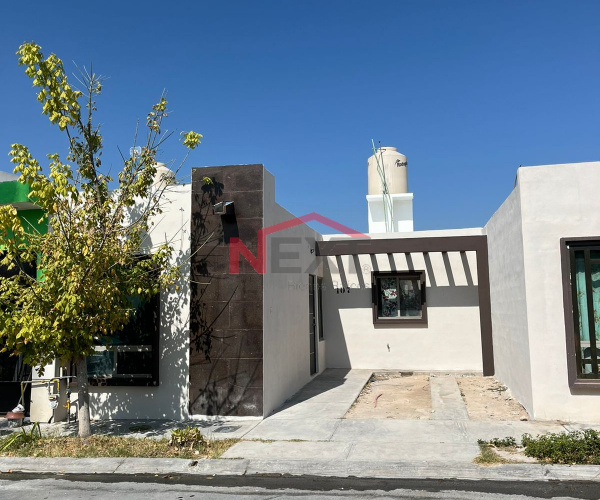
1,475,599,500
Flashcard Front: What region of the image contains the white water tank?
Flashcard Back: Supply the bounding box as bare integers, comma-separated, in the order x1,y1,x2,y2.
152,162,176,186
367,147,408,195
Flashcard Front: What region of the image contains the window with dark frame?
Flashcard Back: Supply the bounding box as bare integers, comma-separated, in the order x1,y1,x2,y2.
372,271,427,325
565,241,600,381
87,259,161,387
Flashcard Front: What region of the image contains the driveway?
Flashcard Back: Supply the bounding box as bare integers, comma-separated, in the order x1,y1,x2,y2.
222,369,575,464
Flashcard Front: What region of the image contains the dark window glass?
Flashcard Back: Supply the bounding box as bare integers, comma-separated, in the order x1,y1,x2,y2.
87,261,160,387
571,248,600,378
373,271,427,325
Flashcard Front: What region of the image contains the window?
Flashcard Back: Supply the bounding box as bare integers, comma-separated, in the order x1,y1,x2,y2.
87,269,160,387
562,239,600,386
372,271,427,325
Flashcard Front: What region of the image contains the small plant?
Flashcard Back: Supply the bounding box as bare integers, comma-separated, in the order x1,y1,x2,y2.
169,426,206,451
475,436,519,465
474,441,507,465
0,422,42,452
477,436,517,448
522,430,600,465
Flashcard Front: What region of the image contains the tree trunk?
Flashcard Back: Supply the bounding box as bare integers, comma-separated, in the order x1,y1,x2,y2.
76,355,92,439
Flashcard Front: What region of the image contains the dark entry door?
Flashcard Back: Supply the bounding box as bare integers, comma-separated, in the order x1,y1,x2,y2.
309,275,317,375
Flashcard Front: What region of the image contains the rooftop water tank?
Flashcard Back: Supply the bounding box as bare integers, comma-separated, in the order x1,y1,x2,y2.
152,162,176,186
367,147,408,195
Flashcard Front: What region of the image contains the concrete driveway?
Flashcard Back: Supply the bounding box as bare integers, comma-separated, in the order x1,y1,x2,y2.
222,369,575,464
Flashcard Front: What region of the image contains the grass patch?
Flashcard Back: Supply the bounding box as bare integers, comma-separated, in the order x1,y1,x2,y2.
522,430,600,465
0,434,238,459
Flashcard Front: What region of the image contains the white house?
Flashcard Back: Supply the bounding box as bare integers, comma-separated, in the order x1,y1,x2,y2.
2,150,599,424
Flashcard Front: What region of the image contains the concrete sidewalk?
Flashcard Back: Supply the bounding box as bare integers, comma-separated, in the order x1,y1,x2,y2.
1,456,600,483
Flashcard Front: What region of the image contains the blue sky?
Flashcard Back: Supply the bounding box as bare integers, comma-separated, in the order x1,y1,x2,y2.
1,1,599,233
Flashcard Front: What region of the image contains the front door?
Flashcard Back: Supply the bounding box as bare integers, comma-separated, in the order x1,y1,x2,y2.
309,275,317,375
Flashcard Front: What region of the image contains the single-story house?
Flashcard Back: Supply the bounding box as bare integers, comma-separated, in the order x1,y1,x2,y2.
2,150,599,423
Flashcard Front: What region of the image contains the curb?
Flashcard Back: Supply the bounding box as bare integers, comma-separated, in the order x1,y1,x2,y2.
1,457,599,482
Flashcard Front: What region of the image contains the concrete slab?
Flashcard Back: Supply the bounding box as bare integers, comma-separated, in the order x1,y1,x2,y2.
268,402,351,420
332,419,470,443
280,388,365,405
188,458,249,476
222,441,353,460
2,457,600,482
191,420,260,440
347,441,480,463
562,422,600,433
114,457,193,474
241,459,598,482
463,421,569,442
0,457,124,474
243,418,340,441
264,368,371,421
430,375,470,421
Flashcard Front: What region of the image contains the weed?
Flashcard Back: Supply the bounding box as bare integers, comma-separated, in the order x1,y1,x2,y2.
473,442,507,465
0,423,41,452
478,436,517,448
169,426,206,451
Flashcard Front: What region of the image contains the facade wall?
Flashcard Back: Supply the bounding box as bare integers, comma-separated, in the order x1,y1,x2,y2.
89,184,192,420
485,186,534,414
322,230,484,371
262,170,325,417
189,165,265,417
518,163,600,422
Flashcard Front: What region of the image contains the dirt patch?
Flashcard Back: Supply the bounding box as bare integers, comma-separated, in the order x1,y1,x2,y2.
345,373,431,420
457,376,529,421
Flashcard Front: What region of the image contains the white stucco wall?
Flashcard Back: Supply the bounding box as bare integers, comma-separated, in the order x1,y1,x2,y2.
485,186,534,414
322,229,484,371
262,170,325,417
517,162,600,422
88,183,192,420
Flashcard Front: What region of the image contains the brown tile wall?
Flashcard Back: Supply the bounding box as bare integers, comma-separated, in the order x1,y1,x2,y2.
189,164,264,416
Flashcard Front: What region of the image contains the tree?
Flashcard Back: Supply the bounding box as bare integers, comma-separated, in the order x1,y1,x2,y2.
0,43,207,438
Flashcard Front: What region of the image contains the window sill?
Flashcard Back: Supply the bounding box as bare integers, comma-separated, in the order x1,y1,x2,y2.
570,378,600,391
89,377,159,387
374,317,428,327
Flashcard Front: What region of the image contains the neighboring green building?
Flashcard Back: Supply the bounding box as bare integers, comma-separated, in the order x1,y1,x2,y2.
0,171,48,414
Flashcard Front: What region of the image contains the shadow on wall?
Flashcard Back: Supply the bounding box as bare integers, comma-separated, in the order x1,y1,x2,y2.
88,244,191,420
188,177,263,417
323,251,479,368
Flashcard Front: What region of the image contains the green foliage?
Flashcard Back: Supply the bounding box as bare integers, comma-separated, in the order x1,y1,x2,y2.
0,423,42,452
522,430,600,465
169,426,206,451
0,42,203,373
477,436,517,448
